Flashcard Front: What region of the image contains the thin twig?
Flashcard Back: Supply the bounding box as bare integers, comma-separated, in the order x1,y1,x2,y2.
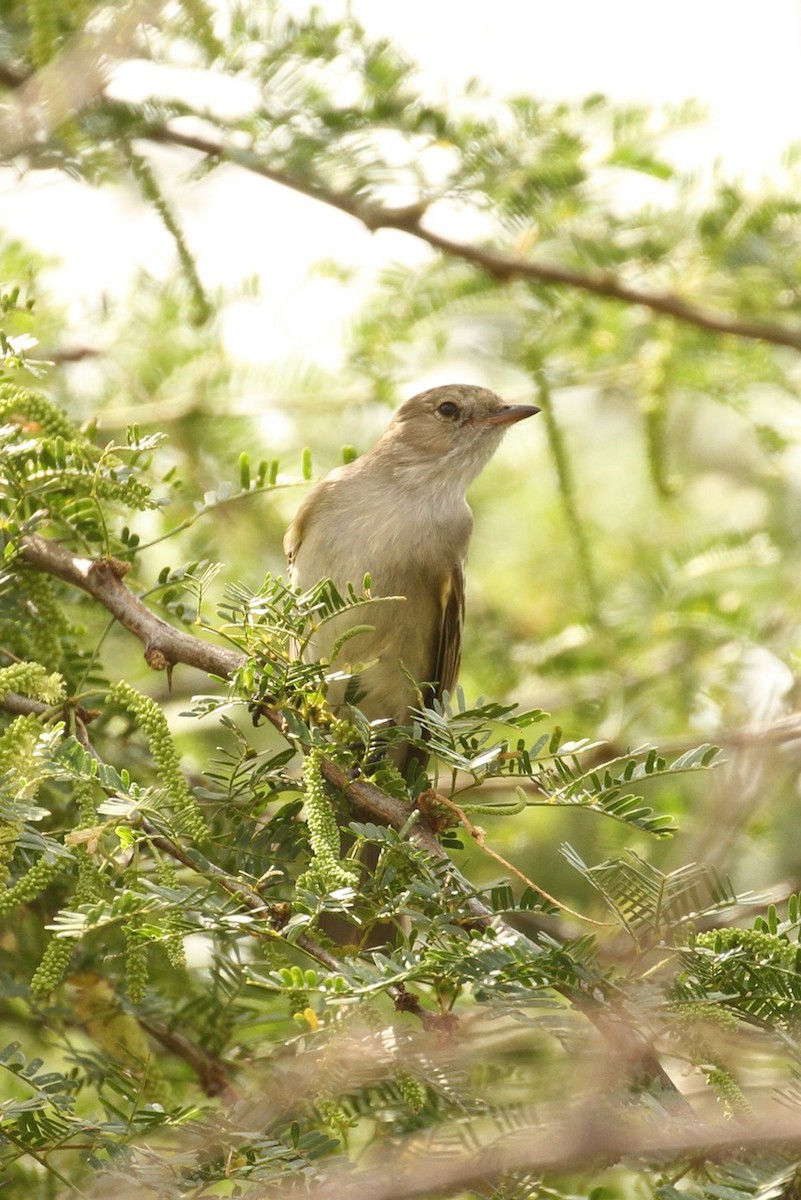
436,791,613,928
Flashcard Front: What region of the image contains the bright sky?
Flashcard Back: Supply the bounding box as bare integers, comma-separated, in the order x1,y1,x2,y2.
2,0,801,371
361,0,801,138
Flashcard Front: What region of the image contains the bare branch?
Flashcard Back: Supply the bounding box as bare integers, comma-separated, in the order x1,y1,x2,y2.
0,691,50,719
4,45,798,352
18,534,244,679
139,1016,238,1101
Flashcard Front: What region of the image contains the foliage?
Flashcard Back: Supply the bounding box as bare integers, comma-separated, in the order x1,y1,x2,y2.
2,2,801,1198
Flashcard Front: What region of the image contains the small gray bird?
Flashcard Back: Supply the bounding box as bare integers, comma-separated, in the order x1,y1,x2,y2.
284,384,539,761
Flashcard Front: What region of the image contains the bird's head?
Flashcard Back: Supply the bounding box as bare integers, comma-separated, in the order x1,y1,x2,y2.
379,384,540,490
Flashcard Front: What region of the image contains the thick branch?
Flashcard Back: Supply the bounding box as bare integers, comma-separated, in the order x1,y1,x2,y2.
271,1109,801,1200
95,1100,801,1200
0,691,49,718
146,124,801,353
18,534,244,678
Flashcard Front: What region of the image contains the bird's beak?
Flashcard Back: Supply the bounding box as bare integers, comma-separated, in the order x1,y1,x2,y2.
483,404,541,426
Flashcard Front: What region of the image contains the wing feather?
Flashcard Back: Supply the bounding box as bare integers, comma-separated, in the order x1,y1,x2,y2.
432,563,464,704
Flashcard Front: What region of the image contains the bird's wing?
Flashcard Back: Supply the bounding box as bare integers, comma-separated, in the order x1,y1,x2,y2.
284,478,337,583
400,563,464,779
283,518,300,577
432,563,465,703
284,488,318,583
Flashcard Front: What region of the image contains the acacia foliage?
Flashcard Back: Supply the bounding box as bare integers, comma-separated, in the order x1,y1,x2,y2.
3,3,801,1198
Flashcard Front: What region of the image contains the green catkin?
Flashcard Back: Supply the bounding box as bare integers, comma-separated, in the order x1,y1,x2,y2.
301,748,359,891
11,574,71,672
165,926,186,969
0,386,79,439
669,1002,752,1118
89,469,155,510
31,784,103,997
0,853,65,918
396,1069,426,1114
125,924,149,1004
110,681,207,841
0,661,65,705
317,1095,356,1139
156,857,186,969
1,385,157,518
0,714,45,885
695,926,797,965
126,150,211,325
30,930,74,997
670,1000,739,1035
0,712,46,778
706,1067,753,1118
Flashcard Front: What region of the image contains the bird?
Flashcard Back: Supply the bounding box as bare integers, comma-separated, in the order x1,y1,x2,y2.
284,383,540,769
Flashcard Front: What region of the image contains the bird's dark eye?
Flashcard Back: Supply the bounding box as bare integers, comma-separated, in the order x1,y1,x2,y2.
436,400,460,420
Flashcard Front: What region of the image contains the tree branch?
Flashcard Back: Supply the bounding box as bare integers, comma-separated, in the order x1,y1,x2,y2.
0,62,26,89
139,1015,237,1101
18,534,244,679
14,539,459,853
0,691,50,719
16,534,434,839
0,687,99,735
5,50,798,352
94,1095,801,1200
145,124,801,353
265,1108,801,1200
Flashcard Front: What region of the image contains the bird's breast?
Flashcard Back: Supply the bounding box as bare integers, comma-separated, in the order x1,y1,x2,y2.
293,481,471,596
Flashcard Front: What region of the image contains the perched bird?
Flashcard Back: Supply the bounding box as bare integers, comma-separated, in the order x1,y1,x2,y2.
284,384,539,765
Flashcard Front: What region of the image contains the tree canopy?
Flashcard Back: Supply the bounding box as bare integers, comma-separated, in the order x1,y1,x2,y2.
3,3,801,1198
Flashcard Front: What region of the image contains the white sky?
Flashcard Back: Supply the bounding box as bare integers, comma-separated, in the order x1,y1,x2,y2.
2,0,801,372
343,0,801,173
